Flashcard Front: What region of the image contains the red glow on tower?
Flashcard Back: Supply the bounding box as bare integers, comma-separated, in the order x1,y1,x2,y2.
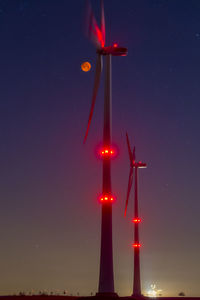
99,194,115,203
113,43,118,48
132,218,141,223
99,147,116,158
132,243,141,248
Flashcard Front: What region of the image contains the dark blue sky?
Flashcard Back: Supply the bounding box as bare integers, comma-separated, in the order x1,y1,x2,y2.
0,0,200,296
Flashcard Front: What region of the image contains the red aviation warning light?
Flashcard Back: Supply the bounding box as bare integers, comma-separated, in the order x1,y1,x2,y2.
132,218,141,223
99,146,116,158
99,194,115,203
101,149,113,155
132,243,141,248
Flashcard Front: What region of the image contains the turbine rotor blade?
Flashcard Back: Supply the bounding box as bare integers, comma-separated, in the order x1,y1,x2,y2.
101,0,105,47
85,0,104,49
126,132,133,163
83,54,102,143
124,167,134,216
133,146,136,162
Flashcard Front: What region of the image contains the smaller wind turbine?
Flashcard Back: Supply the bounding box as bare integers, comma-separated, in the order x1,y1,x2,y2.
125,133,147,297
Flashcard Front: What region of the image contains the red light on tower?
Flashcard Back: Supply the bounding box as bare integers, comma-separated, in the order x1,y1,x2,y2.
99,147,116,158
132,218,141,223
132,243,141,248
113,43,118,48
99,194,115,203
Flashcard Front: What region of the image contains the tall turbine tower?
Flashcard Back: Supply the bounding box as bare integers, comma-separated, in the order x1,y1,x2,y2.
83,1,127,295
125,133,147,297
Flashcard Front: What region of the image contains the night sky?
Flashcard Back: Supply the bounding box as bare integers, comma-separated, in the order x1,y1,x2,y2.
0,0,200,297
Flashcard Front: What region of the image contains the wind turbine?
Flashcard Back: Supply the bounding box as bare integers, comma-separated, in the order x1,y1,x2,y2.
125,133,147,297
83,0,127,295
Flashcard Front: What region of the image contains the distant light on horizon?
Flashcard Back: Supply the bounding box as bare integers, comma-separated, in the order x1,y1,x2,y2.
146,284,162,298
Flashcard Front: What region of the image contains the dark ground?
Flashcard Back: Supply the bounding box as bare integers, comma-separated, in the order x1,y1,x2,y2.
0,296,200,300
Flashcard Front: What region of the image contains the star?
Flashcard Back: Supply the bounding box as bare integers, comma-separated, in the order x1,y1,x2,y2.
195,33,200,39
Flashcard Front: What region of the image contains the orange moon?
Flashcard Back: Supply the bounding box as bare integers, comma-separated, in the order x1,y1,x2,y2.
81,61,91,72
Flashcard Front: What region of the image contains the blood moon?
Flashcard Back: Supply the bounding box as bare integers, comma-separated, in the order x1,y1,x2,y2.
81,61,91,72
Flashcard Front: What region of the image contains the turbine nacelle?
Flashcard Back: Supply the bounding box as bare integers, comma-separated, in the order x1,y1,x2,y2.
98,46,128,56
131,161,147,168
